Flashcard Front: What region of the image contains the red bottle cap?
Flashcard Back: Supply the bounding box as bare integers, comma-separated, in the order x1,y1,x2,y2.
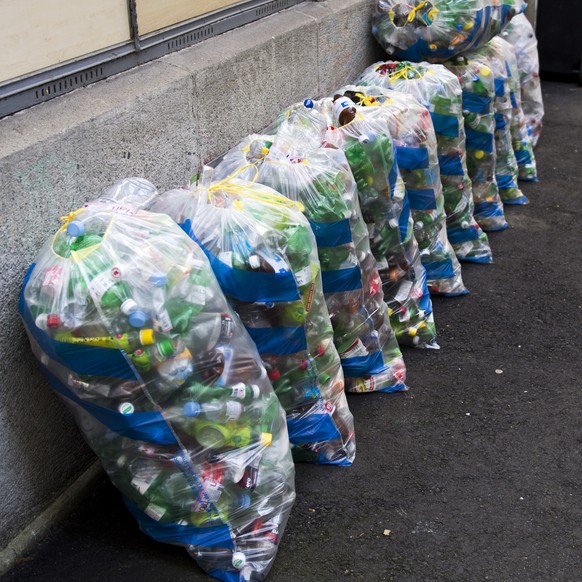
267,369,281,381
47,314,61,328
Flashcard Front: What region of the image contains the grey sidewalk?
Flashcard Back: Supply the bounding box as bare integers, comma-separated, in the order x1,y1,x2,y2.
3,79,582,582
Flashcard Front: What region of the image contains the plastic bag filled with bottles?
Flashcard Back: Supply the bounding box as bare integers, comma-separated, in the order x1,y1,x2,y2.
472,39,527,204
213,130,407,393
335,85,467,296
491,36,537,182
443,54,508,230
151,169,356,464
501,12,543,147
298,96,439,348
371,0,526,62
355,61,493,264
19,178,296,582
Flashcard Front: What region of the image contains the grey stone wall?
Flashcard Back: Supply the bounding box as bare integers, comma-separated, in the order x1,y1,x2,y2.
0,0,382,552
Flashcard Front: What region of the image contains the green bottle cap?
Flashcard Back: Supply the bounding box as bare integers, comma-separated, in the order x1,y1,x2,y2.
157,339,175,358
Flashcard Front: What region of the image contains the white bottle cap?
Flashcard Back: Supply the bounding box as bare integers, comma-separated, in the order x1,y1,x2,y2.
248,255,261,270
120,299,138,315
232,552,246,570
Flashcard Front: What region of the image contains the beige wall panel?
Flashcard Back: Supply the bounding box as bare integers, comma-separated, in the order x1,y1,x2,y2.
137,0,243,35
0,0,130,84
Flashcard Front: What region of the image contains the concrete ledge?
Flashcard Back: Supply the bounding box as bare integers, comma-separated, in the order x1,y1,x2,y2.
0,0,381,557
0,461,103,576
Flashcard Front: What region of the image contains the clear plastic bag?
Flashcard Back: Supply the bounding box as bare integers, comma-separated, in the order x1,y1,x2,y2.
372,0,526,62
443,54,508,231
213,130,407,394
335,85,468,297
309,97,439,348
355,61,493,264
151,170,356,464
501,12,544,147
491,36,538,182
473,39,528,205
19,179,296,582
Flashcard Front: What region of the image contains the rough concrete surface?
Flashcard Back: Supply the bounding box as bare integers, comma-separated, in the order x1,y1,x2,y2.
0,0,376,551
3,80,581,581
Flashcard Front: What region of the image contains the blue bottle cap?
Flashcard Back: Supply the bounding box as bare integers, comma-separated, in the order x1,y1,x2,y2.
303,99,314,109
67,220,85,237
184,401,201,417
237,493,251,510
128,310,148,328
149,273,168,287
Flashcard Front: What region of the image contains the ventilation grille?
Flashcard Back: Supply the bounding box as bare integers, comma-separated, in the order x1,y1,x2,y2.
256,0,290,16
167,25,214,51
34,67,104,100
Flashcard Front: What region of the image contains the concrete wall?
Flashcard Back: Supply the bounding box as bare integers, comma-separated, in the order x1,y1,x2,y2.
0,0,382,558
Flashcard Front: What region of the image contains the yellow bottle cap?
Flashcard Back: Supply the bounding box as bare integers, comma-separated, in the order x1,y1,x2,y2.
479,67,491,77
261,432,273,447
475,150,484,159
463,21,474,31
408,327,418,337
139,329,155,345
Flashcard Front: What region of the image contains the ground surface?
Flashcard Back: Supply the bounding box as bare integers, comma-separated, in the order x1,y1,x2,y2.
4,80,582,582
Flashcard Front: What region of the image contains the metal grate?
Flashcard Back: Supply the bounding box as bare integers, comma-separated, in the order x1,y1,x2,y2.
0,0,304,119
256,0,291,16
34,67,104,100
166,25,214,51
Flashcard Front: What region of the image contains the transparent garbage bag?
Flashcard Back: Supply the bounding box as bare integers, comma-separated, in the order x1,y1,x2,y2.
213,129,407,393
501,12,544,147
19,179,296,582
355,61,493,264
472,39,528,204
372,0,526,62
151,170,356,464
310,97,439,348
491,36,538,182
335,84,468,296
443,54,508,231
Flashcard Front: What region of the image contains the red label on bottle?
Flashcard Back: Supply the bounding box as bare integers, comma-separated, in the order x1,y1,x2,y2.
41,265,64,291
305,283,315,312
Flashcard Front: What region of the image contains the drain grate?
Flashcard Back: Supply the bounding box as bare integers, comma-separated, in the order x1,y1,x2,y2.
166,25,214,51
34,67,104,100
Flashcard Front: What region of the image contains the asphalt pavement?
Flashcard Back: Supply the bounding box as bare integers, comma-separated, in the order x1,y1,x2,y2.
3,79,582,582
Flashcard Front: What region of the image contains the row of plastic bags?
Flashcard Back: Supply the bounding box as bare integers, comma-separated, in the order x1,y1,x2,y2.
371,0,544,145
19,7,544,582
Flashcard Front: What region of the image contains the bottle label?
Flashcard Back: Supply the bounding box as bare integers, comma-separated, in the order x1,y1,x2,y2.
131,473,156,494
353,377,374,393
258,251,288,273
333,97,356,120
190,285,206,306
144,503,166,521
305,283,315,313
41,265,64,292
295,265,312,287
87,200,137,216
153,308,173,333
88,271,116,302
193,480,223,512
220,314,235,339
225,401,243,421
394,280,413,303
231,383,246,400
340,338,369,359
